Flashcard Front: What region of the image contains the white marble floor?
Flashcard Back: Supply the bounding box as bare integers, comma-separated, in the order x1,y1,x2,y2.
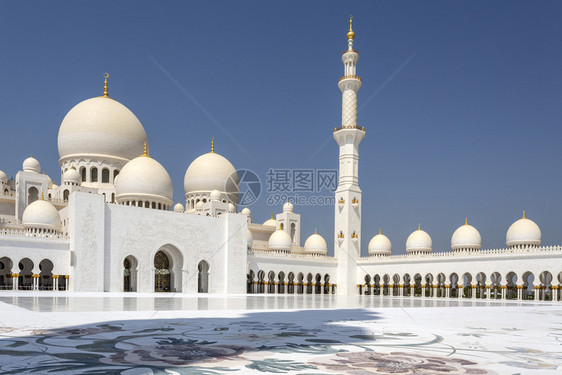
0,292,560,374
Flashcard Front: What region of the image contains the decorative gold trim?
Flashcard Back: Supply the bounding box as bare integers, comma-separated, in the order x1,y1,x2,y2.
103,72,109,97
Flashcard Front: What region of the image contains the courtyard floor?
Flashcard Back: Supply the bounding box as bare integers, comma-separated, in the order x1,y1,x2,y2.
0,292,560,374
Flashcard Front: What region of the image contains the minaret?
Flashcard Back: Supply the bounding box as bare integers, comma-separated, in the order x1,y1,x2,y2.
334,16,365,296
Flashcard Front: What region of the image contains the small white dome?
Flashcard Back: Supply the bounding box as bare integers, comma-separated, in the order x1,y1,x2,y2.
62,168,81,185
263,215,277,227
195,201,204,210
406,226,432,253
268,229,292,251
58,97,147,161
241,207,251,216
23,156,40,174
51,183,59,189
228,202,235,213
45,174,53,188
368,230,392,256
116,154,173,205
451,220,481,250
0,170,7,183
173,202,184,213
506,212,541,248
22,199,61,231
304,231,328,254
283,201,294,213
184,151,238,203
246,229,254,248
210,189,222,202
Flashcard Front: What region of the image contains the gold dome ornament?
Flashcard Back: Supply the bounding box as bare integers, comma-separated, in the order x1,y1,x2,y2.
347,15,355,40
103,72,109,97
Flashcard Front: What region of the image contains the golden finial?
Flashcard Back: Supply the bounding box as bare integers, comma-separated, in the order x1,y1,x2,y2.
211,136,215,153
418,223,421,231
271,212,274,219
40,192,44,200
522,210,526,219
103,72,109,97
465,217,468,225
347,15,355,40
379,228,381,235
314,228,317,234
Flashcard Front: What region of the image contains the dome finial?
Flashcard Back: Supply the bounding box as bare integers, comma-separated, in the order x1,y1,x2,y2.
347,15,355,40
379,228,381,235
143,141,147,156
522,210,526,219
418,223,421,231
103,72,109,97
465,217,468,225
314,228,317,234
211,136,215,153
40,192,44,200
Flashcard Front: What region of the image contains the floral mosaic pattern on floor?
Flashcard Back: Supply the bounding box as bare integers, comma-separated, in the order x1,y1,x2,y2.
0,299,560,374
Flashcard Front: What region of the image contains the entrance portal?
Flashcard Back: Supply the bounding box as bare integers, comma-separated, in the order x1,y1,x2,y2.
154,251,171,292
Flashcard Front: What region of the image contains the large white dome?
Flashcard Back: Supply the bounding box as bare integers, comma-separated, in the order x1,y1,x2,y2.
451,219,481,250
406,226,432,253
506,212,541,248
304,231,327,254
184,151,238,202
22,199,61,231
115,154,173,205
368,230,392,256
58,97,147,162
268,229,292,252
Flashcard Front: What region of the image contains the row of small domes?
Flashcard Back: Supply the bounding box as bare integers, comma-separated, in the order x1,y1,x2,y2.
368,214,541,255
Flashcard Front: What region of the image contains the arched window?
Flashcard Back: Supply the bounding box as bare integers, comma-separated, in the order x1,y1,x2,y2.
101,168,110,183
290,223,296,242
27,186,38,204
91,167,98,182
63,190,69,201
80,167,86,182
113,169,119,181
111,193,115,203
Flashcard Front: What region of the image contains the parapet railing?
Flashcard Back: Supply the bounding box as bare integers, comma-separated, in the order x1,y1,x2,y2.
248,249,336,261
359,245,562,262
0,228,68,240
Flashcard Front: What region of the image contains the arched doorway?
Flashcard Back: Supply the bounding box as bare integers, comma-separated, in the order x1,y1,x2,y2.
154,251,171,292
39,259,53,290
18,258,34,290
123,256,138,292
198,260,209,293
0,257,13,290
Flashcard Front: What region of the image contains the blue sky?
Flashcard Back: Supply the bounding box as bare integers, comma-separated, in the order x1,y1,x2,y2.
1,1,561,255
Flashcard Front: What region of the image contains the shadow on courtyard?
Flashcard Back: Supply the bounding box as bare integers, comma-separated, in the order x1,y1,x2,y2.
0,306,385,374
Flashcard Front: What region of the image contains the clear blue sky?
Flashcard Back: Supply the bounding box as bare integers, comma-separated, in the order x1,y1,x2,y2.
1,1,561,255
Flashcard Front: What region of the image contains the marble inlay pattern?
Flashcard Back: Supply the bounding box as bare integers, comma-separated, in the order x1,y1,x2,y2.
0,293,560,374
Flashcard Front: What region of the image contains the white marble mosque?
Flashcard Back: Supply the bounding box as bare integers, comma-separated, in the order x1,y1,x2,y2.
0,19,561,301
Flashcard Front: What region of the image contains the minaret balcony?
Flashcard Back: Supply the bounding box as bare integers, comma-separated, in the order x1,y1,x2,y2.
334,125,365,132
338,75,361,82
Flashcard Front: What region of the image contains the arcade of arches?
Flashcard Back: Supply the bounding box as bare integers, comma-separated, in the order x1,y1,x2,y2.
247,270,335,295
358,271,562,301
0,257,68,291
